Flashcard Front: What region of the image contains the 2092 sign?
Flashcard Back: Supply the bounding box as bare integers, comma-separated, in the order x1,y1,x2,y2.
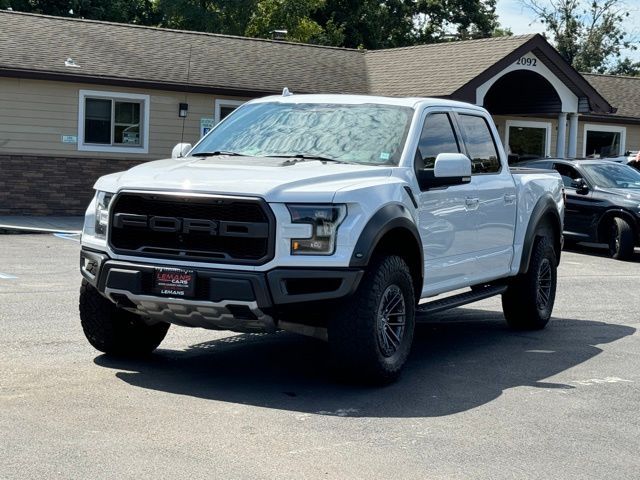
516,57,537,67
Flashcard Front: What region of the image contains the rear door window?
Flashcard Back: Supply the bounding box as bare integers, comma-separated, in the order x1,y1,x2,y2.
458,114,501,174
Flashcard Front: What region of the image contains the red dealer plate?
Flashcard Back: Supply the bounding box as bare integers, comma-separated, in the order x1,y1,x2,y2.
153,268,196,298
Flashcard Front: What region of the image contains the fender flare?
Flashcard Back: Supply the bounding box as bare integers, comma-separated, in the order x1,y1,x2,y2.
349,203,423,270
519,195,563,274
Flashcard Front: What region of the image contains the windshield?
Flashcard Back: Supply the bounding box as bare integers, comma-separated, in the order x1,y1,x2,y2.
190,102,414,165
582,163,640,189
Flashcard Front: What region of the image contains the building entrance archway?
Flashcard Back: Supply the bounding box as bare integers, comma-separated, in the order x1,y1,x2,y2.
482,69,577,161
484,70,562,115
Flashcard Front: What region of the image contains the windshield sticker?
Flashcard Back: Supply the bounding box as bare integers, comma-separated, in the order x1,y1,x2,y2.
380,152,390,161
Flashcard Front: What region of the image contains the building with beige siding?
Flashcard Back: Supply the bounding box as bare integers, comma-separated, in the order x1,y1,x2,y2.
1,10,639,215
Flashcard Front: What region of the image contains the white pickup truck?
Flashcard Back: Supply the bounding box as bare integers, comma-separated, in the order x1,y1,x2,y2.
79,94,564,383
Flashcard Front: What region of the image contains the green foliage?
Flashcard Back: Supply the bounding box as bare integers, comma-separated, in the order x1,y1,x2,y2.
608,58,640,76
315,0,416,49
3,0,501,48
2,0,160,24
156,0,256,36
314,0,499,49
521,0,638,74
245,0,326,43
414,0,499,42
491,26,514,37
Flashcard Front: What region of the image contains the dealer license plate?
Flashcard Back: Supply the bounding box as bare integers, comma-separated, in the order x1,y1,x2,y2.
153,268,196,298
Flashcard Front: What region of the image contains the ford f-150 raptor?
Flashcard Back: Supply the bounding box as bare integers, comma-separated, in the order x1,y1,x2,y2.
79,93,564,383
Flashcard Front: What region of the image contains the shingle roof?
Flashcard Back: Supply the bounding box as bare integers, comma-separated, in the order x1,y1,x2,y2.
584,73,640,119
365,35,535,96
0,10,618,116
0,10,539,98
0,10,368,95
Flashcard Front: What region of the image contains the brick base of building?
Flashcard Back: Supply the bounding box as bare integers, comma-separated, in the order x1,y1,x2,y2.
0,154,148,215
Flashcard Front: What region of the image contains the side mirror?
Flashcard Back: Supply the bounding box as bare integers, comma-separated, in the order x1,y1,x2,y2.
416,153,472,190
571,178,589,194
171,143,192,159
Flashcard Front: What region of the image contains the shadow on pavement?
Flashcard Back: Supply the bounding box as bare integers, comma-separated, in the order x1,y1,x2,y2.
564,241,640,262
94,307,635,418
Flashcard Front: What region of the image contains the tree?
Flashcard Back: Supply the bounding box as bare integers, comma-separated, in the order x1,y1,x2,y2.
608,58,640,76
245,0,327,44
315,0,415,49
1,0,159,24
521,0,638,73
155,0,256,36
315,0,499,49
414,0,499,42
2,0,502,48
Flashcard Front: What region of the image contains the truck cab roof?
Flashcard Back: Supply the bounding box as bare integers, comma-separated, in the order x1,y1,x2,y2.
247,93,487,112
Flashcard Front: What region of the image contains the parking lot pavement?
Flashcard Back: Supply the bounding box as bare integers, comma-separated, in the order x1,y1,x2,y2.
1,235,639,480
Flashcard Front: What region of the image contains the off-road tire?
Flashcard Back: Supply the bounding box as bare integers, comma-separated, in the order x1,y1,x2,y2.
502,236,557,330
328,255,415,384
608,217,635,260
79,280,169,355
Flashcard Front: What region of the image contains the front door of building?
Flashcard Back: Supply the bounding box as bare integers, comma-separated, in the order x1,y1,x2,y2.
506,121,550,163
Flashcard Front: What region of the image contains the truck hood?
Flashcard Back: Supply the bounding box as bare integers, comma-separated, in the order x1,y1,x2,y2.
94,155,393,203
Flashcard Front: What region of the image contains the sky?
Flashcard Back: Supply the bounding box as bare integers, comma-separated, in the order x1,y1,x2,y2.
494,0,640,63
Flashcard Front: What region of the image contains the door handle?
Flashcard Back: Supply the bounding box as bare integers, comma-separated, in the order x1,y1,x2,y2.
504,194,517,205
465,197,480,209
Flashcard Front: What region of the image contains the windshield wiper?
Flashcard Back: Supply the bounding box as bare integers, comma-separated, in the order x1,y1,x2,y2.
276,154,350,164
190,151,244,157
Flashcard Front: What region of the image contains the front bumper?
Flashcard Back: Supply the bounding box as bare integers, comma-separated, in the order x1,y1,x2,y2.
80,248,363,333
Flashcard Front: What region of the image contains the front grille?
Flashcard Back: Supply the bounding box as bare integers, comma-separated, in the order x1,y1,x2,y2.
109,192,274,264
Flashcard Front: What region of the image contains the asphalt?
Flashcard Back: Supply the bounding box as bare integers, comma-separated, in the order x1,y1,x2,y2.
0,235,639,479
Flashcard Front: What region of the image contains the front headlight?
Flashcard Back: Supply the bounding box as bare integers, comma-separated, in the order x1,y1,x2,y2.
287,204,347,255
95,191,113,239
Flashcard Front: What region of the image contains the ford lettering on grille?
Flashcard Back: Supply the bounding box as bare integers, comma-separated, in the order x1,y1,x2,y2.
109,192,274,264
114,214,220,235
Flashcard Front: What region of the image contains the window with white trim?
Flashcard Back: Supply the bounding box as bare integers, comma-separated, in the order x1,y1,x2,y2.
504,119,551,161
78,90,150,153
583,124,626,158
215,99,245,124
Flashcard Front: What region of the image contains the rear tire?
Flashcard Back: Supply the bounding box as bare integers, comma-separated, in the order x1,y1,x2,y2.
608,217,635,260
502,236,557,330
79,280,169,355
328,255,415,384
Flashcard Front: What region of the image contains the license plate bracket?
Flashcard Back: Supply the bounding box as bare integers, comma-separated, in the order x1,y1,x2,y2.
152,268,196,298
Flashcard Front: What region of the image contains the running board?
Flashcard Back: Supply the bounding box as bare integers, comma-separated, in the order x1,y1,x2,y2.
416,284,508,319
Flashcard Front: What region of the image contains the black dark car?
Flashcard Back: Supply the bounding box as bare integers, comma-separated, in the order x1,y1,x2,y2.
517,159,640,260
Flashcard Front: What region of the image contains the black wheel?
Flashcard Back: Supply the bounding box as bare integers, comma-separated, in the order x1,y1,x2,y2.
79,280,169,355
608,217,635,260
328,255,415,384
502,236,557,330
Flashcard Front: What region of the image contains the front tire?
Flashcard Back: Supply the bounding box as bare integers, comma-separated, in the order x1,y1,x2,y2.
608,217,635,260
328,255,415,384
502,236,557,330
79,280,169,355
